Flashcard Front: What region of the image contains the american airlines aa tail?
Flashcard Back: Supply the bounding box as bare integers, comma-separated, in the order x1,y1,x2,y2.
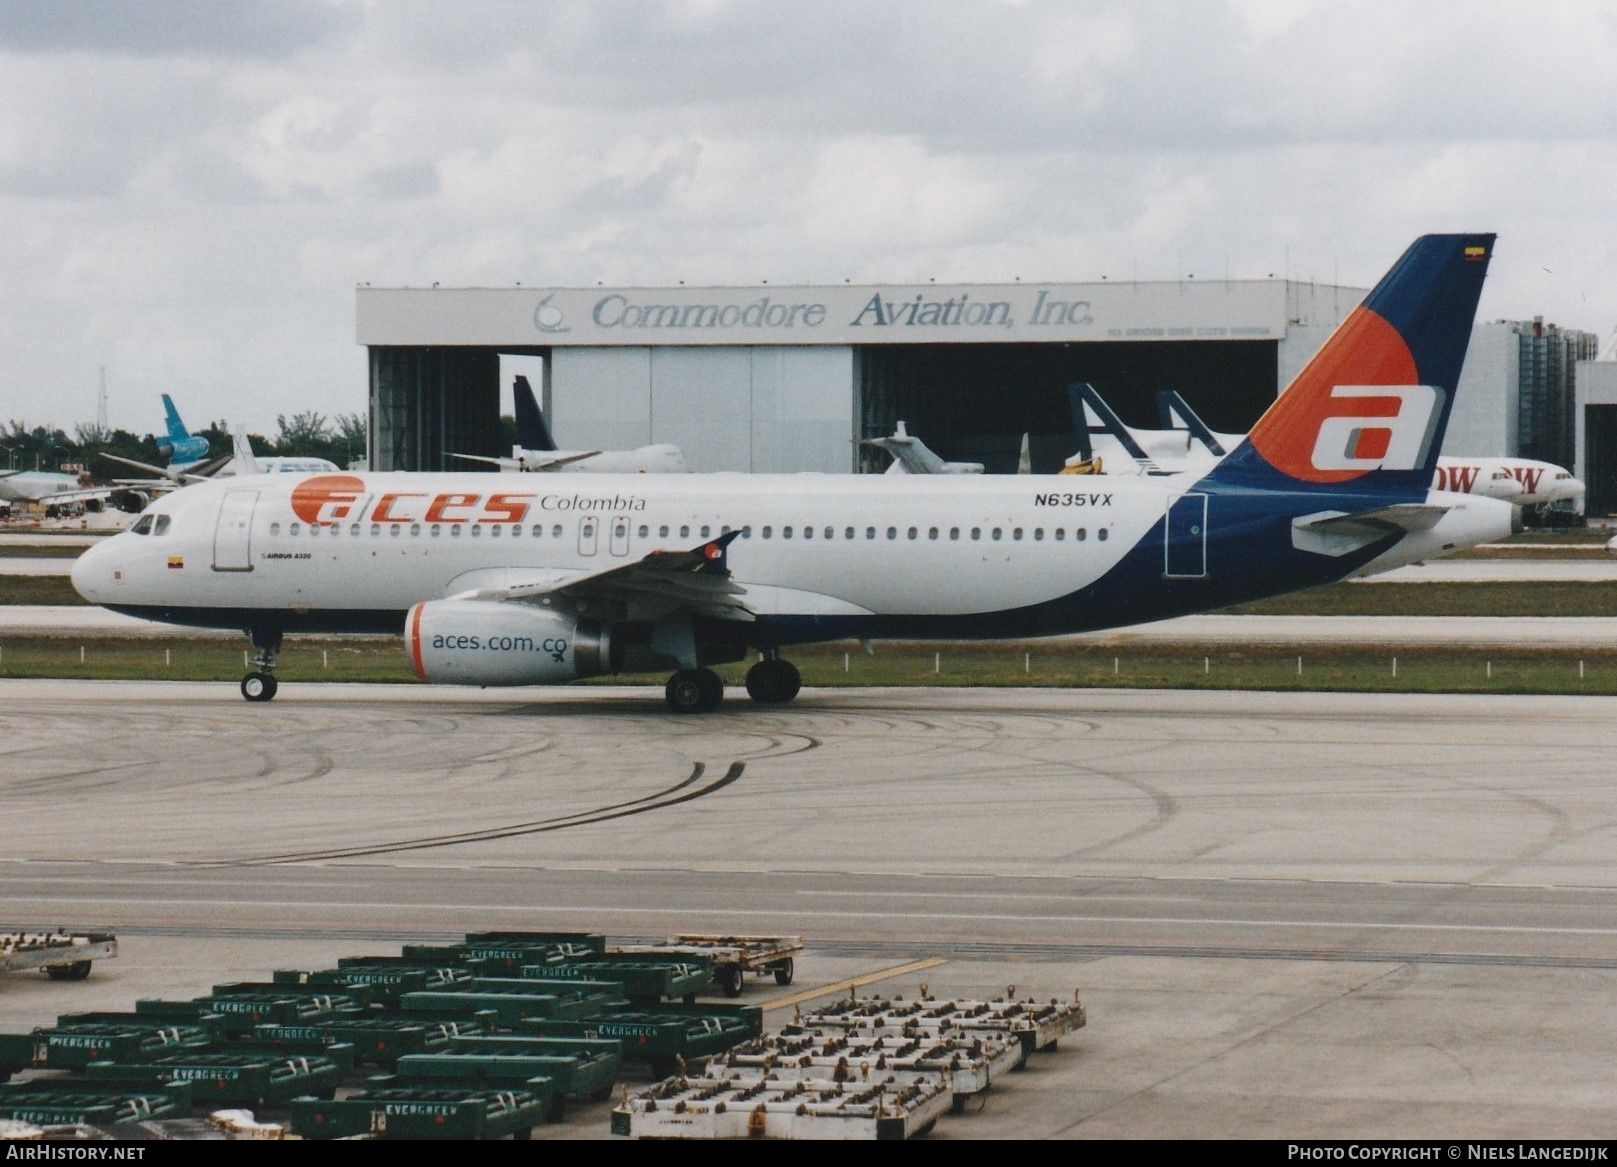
73,234,1512,713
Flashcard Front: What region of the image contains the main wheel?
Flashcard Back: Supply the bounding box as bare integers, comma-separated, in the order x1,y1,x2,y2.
719,965,746,997
695,667,724,710
772,957,795,986
241,672,278,702
745,659,801,704
666,669,720,713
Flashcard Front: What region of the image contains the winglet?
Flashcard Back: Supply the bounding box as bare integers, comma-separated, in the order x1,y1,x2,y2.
695,528,745,574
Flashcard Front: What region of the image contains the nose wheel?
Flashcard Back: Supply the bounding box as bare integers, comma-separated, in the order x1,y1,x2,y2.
665,667,724,713
241,629,283,702
241,672,278,702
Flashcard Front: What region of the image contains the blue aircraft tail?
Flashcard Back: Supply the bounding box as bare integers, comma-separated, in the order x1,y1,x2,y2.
1208,233,1494,499
512,375,557,452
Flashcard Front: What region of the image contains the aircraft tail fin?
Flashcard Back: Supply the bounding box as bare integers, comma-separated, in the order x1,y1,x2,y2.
230,426,263,476
161,393,190,442
1067,382,1161,472
1210,234,1495,495
512,375,557,452
1157,391,1228,458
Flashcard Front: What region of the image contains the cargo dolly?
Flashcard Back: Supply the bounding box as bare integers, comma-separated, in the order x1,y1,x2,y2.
611,1072,951,1141
798,989,1087,1059
614,934,804,998
707,1023,1025,1113
0,930,117,983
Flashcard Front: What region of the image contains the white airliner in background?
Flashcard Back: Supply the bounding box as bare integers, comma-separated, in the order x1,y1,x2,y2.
449,375,689,474
0,468,113,517
72,234,1515,712
1062,381,1584,514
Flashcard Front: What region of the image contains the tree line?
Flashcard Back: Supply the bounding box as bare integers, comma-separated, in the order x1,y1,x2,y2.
2,412,367,479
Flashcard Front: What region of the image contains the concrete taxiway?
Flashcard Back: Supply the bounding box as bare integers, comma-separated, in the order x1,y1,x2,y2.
2,680,1616,1140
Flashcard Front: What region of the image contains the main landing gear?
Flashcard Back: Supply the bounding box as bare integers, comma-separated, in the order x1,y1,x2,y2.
662,654,802,714
745,654,801,705
665,667,724,714
241,629,282,703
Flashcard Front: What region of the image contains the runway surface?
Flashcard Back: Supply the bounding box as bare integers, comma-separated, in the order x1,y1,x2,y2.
3,681,1616,1139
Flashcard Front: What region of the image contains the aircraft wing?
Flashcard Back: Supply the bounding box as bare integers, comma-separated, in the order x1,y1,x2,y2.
33,486,118,507
98,451,226,484
461,530,754,624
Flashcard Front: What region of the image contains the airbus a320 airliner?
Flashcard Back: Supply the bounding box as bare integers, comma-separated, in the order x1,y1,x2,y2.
73,234,1513,713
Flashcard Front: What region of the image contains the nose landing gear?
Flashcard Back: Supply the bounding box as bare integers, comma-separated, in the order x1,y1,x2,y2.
241,629,283,702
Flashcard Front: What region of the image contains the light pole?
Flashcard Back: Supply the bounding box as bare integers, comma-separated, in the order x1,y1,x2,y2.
0,444,15,470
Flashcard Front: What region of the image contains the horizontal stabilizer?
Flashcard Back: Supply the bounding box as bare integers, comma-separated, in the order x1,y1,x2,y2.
1292,504,1449,557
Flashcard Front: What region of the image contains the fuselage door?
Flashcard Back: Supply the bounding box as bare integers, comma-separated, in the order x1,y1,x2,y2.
578,515,599,557
213,489,258,572
1164,492,1208,579
609,514,630,557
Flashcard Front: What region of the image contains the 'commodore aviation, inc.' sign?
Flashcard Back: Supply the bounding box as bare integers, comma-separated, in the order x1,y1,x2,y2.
357,279,1300,348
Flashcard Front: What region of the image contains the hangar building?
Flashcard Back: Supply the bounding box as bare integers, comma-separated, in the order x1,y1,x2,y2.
355,279,1604,496
356,277,1365,476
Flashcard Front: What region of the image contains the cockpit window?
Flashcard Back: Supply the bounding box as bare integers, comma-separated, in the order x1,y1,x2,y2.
153,515,171,536
131,515,155,535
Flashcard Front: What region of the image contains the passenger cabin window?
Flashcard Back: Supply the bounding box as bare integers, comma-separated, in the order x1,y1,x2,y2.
865,527,876,540
1099,528,1109,541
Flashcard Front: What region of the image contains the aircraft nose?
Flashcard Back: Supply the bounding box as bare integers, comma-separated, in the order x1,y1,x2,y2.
70,538,115,603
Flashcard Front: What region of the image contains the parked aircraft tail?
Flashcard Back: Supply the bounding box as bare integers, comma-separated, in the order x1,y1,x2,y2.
1209,233,1494,498
512,375,557,452
154,394,210,465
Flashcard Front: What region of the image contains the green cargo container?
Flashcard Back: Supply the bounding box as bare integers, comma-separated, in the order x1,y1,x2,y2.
83,1050,345,1106
0,1080,192,1126
400,978,626,1027
524,954,712,1002
253,1017,489,1069
519,1002,762,1078
19,1019,214,1070
290,1085,549,1140
275,961,474,1005
193,984,371,1037
396,1035,623,1101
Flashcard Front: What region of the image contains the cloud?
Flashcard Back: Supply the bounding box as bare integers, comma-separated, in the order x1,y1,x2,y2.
0,0,1613,435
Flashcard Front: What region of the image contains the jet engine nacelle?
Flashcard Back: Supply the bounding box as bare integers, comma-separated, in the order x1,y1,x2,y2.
407,600,618,686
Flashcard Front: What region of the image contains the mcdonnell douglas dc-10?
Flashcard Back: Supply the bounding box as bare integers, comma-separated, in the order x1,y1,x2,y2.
73,234,1514,713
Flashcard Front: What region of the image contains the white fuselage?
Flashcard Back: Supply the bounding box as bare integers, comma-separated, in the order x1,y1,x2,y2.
72,469,1514,641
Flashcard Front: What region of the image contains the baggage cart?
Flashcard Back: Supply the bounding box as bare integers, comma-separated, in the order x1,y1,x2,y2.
614,935,804,998
0,930,117,983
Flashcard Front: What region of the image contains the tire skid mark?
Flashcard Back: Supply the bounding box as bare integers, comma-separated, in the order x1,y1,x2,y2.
219,760,746,865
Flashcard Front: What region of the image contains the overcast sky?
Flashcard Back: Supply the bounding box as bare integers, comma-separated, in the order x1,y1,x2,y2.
3,0,1614,439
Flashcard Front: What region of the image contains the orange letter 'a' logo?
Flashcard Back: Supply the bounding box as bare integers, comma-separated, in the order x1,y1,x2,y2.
291,475,367,524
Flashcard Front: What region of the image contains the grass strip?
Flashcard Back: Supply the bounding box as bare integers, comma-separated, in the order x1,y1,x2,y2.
3,635,1617,696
